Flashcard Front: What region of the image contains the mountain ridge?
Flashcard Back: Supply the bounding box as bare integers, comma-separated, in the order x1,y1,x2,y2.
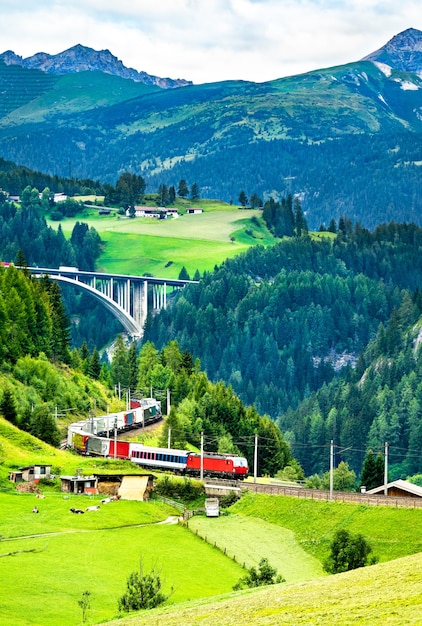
0,43,192,89
0,28,421,229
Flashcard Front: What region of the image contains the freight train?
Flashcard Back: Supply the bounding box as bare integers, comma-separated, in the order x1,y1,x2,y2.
67,398,249,479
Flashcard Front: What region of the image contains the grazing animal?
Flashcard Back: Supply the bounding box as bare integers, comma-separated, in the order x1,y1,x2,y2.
32,506,39,513
36,494,45,499
85,505,100,512
70,507,85,514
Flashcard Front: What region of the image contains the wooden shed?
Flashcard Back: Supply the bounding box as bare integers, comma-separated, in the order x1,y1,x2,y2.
9,465,52,483
60,475,98,495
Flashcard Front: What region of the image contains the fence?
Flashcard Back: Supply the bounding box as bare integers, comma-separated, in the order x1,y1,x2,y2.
242,482,422,509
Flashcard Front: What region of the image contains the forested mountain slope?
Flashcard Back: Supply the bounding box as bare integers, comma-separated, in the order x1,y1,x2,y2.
143,223,422,464
281,297,422,479
0,30,422,227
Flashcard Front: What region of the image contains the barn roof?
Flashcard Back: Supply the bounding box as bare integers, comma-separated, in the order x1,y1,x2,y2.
366,479,422,497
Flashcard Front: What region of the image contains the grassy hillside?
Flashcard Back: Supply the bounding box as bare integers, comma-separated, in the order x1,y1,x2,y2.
50,202,274,277
231,492,422,563
187,514,324,584
99,551,422,625
0,65,158,126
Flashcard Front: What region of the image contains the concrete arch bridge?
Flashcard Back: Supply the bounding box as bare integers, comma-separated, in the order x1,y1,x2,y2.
29,266,197,339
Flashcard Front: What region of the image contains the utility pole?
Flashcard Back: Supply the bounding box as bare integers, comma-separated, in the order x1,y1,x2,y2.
329,440,334,501
200,432,204,481
114,418,117,459
167,427,171,449
254,433,258,483
384,441,389,496
167,388,171,415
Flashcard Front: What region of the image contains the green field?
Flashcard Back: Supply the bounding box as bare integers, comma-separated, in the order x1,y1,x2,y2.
187,514,324,583
2,484,422,625
2,416,422,625
51,202,275,277
0,493,244,626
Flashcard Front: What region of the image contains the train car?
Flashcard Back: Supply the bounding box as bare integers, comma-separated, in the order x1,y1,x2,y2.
129,443,188,472
124,411,134,428
69,431,89,454
108,440,130,460
87,436,110,456
91,417,108,436
186,453,249,478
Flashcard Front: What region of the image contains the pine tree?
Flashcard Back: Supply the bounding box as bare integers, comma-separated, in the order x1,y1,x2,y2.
48,281,71,363
0,387,18,425
128,343,139,391
177,179,189,198
111,334,129,387
88,347,102,379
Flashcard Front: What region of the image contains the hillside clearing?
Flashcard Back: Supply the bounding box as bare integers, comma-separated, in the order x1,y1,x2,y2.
49,205,274,276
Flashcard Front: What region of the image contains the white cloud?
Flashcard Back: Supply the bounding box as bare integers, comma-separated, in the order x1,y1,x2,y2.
1,1,421,83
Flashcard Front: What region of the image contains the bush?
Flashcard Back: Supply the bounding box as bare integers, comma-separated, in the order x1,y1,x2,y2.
154,475,204,501
324,529,377,574
118,557,172,612
219,491,240,508
233,558,285,590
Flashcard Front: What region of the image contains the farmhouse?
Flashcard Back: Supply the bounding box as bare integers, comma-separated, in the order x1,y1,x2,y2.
186,207,203,214
126,206,179,219
365,479,422,499
9,464,52,483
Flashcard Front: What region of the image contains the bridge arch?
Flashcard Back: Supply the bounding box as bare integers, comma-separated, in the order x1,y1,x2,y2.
29,267,197,340
46,275,142,337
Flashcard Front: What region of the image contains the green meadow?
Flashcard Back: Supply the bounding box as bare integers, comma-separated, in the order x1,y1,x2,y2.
2,483,422,625
187,514,325,583
52,201,275,277
0,493,244,626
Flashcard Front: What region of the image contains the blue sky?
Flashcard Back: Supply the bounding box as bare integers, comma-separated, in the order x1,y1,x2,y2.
2,1,420,83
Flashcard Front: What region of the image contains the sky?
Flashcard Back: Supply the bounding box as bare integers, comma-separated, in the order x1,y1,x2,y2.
1,1,421,84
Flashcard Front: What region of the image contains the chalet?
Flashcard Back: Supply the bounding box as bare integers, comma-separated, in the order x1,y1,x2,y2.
186,207,203,214
9,464,52,483
365,479,422,499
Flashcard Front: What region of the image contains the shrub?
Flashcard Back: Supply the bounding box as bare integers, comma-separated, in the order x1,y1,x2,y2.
324,529,377,574
154,475,204,501
233,558,285,590
118,557,172,612
220,491,240,508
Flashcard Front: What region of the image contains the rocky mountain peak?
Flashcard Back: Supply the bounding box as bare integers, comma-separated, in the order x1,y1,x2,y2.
0,44,192,89
362,27,422,73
